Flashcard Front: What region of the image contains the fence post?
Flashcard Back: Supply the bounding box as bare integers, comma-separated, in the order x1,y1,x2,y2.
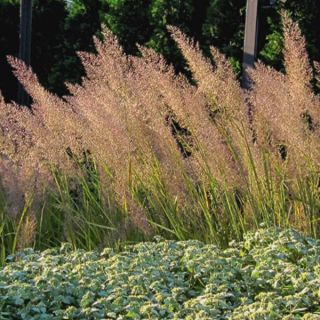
242,0,259,89
17,0,32,106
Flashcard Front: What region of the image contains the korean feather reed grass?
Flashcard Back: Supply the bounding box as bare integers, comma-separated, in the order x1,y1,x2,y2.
0,13,320,256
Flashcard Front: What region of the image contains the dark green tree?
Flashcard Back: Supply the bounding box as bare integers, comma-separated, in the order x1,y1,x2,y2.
202,0,246,74
0,0,19,101
260,0,320,70
49,0,102,95
146,0,194,69
99,0,151,54
31,0,67,92
0,0,319,99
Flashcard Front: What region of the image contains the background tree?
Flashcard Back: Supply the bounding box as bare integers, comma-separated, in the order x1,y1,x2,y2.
0,0,19,102
260,0,320,70
99,0,151,55
0,0,319,100
31,0,67,93
202,0,246,74
49,0,101,95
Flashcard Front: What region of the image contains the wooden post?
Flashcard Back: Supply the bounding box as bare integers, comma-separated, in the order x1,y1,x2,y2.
17,0,32,106
242,0,259,89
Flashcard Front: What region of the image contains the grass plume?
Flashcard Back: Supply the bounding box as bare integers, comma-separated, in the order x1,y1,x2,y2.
0,13,320,255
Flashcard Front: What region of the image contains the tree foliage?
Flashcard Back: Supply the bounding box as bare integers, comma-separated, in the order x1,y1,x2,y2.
260,0,320,70
0,0,319,99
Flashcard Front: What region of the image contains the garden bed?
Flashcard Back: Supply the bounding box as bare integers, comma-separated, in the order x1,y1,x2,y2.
1,229,320,319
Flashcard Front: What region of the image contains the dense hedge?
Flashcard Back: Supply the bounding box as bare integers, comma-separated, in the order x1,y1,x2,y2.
1,229,320,319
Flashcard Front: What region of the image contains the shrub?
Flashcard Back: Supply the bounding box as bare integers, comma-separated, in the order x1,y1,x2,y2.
1,229,320,319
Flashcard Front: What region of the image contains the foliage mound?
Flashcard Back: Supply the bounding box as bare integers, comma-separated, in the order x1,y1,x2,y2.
1,228,320,319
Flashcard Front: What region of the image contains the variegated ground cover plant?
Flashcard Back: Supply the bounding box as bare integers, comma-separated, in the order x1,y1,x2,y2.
1,12,320,259
1,229,320,319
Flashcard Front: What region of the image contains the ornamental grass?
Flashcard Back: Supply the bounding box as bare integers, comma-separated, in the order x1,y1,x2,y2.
0,13,320,261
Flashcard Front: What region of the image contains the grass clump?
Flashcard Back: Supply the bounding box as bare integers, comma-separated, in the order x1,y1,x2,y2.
0,12,320,253
1,228,320,319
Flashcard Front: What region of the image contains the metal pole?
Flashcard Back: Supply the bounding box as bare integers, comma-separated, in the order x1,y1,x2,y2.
17,0,32,106
242,0,259,89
